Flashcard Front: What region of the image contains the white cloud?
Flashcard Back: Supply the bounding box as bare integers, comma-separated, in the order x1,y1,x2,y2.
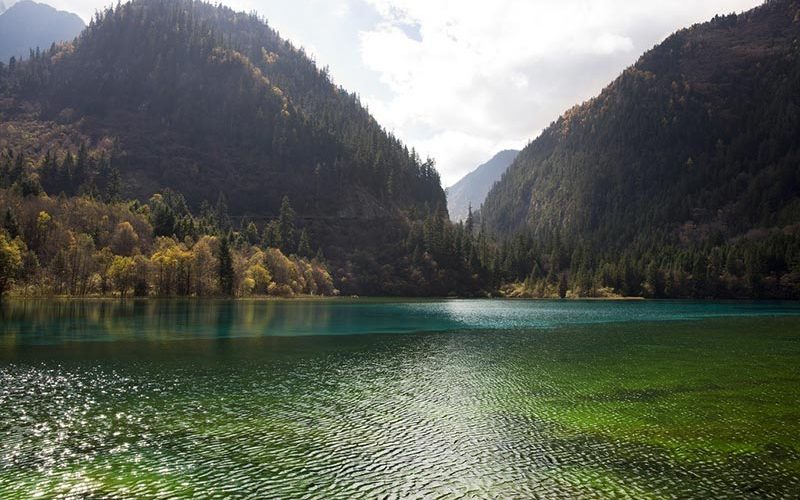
592,34,634,55
358,0,762,185
332,0,351,18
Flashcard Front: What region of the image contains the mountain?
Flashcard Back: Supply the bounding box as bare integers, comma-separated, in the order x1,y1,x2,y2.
1,0,443,219
446,150,518,222
0,1,85,62
482,0,800,299
0,0,465,295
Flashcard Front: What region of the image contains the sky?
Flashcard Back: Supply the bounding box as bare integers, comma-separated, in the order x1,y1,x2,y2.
35,0,762,186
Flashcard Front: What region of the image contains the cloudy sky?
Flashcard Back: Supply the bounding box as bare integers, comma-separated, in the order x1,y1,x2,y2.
39,0,761,185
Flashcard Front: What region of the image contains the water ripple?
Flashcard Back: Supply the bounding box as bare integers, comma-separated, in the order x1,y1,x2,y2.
1,313,799,497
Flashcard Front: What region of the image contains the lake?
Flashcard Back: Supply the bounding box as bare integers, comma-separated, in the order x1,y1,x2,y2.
1,299,799,497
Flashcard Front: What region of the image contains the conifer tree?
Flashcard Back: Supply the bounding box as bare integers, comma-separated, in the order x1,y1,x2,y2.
278,195,296,254
298,229,312,257
218,233,235,296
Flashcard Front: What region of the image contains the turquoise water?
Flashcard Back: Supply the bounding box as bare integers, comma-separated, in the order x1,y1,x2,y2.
2,298,799,344
1,299,799,497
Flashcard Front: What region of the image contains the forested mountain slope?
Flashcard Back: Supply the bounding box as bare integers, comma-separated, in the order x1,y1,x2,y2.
481,0,800,299
447,150,518,223
0,0,504,296
0,1,85,62
0,0,497,296
0,0,443,220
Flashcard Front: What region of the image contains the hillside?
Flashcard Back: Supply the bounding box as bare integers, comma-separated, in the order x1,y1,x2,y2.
446,150,518,223
482,0,800,299
0,1,85,62
0,0,444,217
0,0,494,296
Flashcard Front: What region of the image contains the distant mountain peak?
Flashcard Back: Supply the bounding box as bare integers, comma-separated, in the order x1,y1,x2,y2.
0,0,85,62
447,150,519,222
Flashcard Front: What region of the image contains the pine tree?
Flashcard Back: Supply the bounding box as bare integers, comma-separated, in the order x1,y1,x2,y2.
105,165,121,203
215,192,231,232
465,203,474,235
218,233,235,296
297,229,312,257
261,221,282,249
278,195,296,254
244,221,259,245
2,209,19,239
558,272,569,299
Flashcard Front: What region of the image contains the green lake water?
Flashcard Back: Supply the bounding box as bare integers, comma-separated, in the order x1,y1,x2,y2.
1,299,799,498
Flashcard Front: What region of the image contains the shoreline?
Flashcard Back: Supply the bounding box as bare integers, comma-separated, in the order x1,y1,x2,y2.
1,294,790,303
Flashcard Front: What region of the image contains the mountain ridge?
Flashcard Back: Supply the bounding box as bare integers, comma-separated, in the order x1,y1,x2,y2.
0,0,445,218
0,0,85,62
481,0,800,298
0,0,482,296
446,149,518,223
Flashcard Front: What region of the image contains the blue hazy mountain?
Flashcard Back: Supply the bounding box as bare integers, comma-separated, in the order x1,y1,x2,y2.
446,150,519,222
0,1,85,62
